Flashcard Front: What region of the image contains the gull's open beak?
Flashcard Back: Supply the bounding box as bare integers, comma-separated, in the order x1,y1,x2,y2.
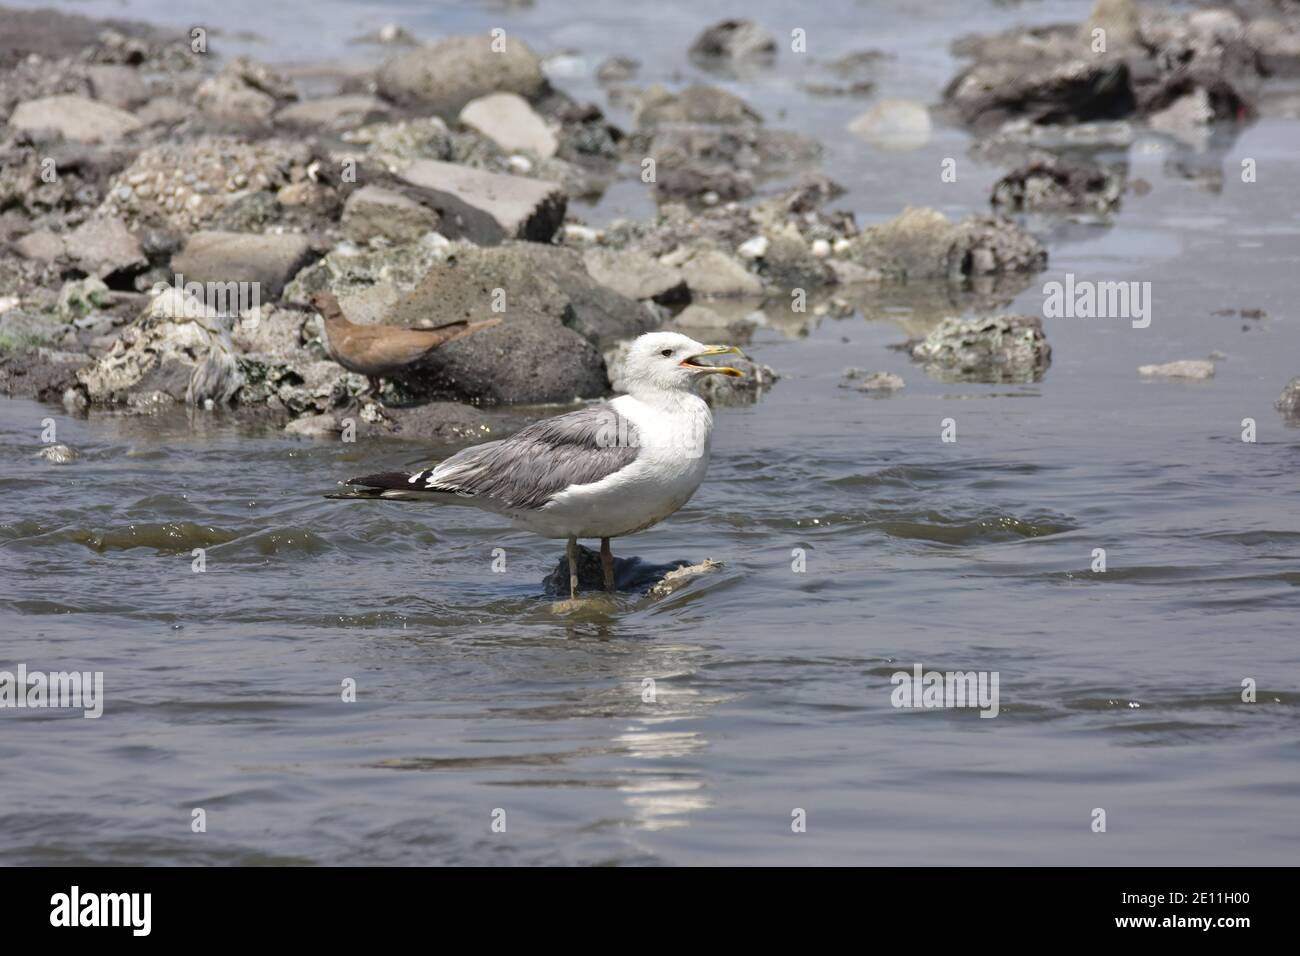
680,344,745,377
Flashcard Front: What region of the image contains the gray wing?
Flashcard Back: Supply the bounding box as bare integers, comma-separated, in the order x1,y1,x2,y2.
410,404,641,510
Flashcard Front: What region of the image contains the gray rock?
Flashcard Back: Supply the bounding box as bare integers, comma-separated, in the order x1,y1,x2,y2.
391,317,607,404
848,99,932,150
362,401,496,441
906,314,1051,383
8,94,143,143
15,230,65,263
63,216,146,278
37,443,79,464
689,19,777,70
85,64,150,110
1275,377,1300,420
341,185,441,245
1138,359,1215,379
596,56,640,84
669,247,764,297
582,247,688,304
78,317,240,406
542,544,718,596
388,242,655,349
847,207,1047,282
377,35,548,115
274,94,391,131
172,231,316,300
635,83,762,127
392,159,565,245
991,157,1124,214
459,92,557,158
842,369,906,392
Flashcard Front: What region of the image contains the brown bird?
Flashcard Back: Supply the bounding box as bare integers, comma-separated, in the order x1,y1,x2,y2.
310,291,500,400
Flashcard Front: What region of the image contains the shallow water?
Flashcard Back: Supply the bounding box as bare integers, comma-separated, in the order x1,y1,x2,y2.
2,0,1298,865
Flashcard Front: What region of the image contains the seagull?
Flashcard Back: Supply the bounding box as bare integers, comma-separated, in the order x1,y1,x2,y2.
310,291,500,399
332,331,744,598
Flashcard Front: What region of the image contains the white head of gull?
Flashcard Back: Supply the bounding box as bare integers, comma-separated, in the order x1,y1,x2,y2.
334,331,744,598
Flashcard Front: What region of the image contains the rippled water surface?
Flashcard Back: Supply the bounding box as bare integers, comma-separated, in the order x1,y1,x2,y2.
2,0,1298,865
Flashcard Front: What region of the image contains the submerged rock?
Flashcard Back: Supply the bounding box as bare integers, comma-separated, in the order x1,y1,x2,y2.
848,99,932,150
1275,377,1300,421
688,19,777,72
905,314,1051,383
841,369,906,393
543,544,722,596
36,443,80,464
1138,359,1215,379
991,156,1124,215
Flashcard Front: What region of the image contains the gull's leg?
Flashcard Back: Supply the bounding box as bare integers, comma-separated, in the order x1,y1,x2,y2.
600,537,615,592
566,535,579,599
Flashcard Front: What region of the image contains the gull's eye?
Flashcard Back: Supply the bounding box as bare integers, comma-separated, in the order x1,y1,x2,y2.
661,349,674,357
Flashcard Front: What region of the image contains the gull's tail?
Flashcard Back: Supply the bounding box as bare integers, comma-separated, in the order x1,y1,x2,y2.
325,473,457,504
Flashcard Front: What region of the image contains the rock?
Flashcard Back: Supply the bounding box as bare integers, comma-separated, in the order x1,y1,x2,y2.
697,354,776,405
670,247,764,297
671,304,732,329
848,99,932,150
944,56,1137,131
0,310,66,350
284,412,340,437
647,559,724,598
635,83,762,127
8,94,143,143
388,242,655,349
689,19,777,70
274,95,390,131
542,544,717,596
847,207,1046,282
195,58,297,125
136,96,190,126
15,230,65,263
37,443,79,464
63,216,146,278
1275,377,1300,420
596,56,639,84
842,369,905,392
391,159,566,245
171,231,316,300
361,401,495,441
100,137,315,232
56,277,111,319
1138,359,1215,379
85,64,150,110
341,185,441,245
991,157,1123,214
737,236,769,260
377,35,548,115
459,92,557,158
386,317,607,404
582,247,688,304
78,315,244,406
1085,0,1142,49
906,314,1051,383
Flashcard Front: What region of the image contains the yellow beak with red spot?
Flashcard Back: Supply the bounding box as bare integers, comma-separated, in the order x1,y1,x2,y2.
680,345,745,377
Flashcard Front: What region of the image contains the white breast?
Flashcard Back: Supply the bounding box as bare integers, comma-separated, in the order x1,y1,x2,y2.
509,393,715,539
